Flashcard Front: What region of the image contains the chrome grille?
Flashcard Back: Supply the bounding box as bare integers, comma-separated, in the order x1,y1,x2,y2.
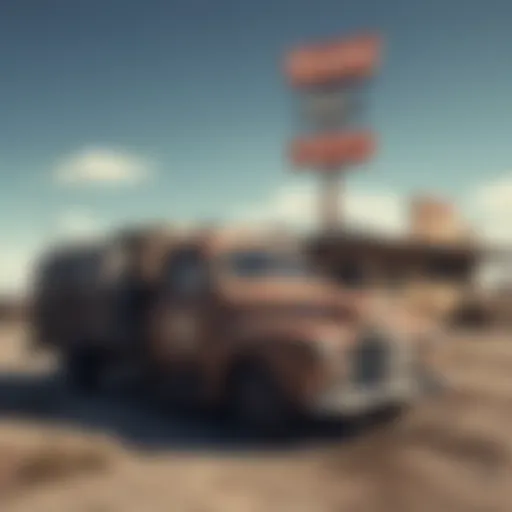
353,332,390,386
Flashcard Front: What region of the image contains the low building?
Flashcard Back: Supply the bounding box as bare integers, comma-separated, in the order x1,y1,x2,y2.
307,196,502,325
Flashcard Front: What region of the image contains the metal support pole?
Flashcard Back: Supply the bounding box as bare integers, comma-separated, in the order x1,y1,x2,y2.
320,169,342,232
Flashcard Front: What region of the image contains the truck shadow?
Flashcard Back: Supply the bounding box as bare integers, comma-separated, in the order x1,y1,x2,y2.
0,369,387,453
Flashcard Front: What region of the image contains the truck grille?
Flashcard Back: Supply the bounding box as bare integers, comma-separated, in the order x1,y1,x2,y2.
353,333,390,386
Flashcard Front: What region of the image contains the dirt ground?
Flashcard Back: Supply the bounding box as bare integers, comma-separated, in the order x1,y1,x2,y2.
0,323,511,512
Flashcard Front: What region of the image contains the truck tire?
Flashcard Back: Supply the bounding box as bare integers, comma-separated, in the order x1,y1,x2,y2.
369,404,409,428
228,363,294,440
65,348,106,393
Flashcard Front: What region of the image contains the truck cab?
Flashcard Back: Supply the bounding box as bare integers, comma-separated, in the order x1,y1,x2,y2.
32,226,444,434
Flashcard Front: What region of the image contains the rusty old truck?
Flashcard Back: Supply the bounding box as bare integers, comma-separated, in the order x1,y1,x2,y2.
31,225,444,432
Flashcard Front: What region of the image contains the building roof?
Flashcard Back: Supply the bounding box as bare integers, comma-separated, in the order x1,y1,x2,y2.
307,229,499,261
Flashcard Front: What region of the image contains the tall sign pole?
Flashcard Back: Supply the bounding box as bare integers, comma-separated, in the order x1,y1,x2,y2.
284,33,383,232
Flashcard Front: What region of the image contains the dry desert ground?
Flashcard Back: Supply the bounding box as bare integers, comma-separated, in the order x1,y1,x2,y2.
0,323,511,512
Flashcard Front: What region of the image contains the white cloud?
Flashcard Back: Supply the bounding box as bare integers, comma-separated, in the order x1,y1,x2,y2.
237,182,406,236
344,191,407,235
472,174,512,216
54,147,153,186
466,174,512,290
241,184,315,229
467,174,512,245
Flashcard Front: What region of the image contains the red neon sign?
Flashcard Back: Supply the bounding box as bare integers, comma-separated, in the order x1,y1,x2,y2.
289,132,376,169
285,34,382,88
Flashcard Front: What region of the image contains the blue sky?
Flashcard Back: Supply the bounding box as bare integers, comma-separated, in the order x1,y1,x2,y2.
1,0,512,292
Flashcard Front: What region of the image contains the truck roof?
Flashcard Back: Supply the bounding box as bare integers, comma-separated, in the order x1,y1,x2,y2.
179,226,300,256
35,224,301,285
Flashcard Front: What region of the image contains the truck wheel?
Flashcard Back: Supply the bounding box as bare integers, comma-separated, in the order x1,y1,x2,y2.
65,349,106,393
229,364,294,440
368,404,409,428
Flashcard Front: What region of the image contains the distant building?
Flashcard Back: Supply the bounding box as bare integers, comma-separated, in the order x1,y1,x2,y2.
409,195,473,244
308,196,495,325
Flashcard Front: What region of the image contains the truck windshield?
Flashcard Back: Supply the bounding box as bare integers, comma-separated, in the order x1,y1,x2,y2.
223,250,311,278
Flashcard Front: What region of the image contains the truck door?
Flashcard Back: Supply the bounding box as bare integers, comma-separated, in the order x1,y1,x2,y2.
149,246,212,405
151,247,210,369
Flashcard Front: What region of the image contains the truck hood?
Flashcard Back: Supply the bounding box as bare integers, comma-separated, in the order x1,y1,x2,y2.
219,279,437,343
219,277,360,317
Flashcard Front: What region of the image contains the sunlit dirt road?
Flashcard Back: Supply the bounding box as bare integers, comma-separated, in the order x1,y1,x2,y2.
0,324,511,512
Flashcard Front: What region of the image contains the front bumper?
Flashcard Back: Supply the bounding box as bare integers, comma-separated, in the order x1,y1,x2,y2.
311,374,436,416
309,335,445,417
